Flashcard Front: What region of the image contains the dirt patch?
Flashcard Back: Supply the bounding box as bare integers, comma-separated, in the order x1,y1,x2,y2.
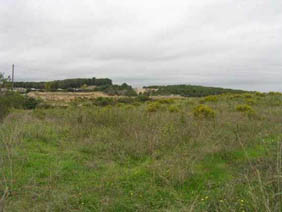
28,91,111,102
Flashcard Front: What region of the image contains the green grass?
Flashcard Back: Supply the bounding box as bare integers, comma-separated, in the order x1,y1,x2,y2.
0,93,282,211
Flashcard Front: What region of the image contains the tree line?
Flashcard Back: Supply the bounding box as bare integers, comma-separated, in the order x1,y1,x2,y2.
144,84,246,97
14,77,113,90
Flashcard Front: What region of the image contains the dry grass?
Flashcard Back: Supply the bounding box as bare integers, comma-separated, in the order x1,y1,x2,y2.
0,92,281,211
28,91,111,102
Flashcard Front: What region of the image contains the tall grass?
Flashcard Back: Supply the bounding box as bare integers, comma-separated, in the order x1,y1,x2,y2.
0,93,281,211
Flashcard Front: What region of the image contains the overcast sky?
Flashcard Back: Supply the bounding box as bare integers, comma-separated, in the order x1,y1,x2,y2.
0,0,281,91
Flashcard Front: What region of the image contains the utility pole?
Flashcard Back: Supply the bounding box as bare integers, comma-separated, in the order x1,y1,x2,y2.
12,64,14,90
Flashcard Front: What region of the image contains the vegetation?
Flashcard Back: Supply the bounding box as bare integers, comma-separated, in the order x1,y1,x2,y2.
14,77,113,90
0,74,40,120
193,104,216,119
14,77,138,96
94,83,137,96
145,84,246,97
0,89,282,211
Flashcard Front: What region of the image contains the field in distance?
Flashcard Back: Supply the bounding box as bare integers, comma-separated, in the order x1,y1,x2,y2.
27,91,111,103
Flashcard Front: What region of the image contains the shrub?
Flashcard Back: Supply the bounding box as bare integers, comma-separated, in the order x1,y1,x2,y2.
229,94,242,99
136,95,151,102
246,99,256,105
243,93,253,98
0,100,9,120
236,104,256,118
236,104,254,113
117,97,135,104
92,97,114,106
157,98,175,104
0,92,34,120
204,95,218,102
268,92,281,96
23,96,40,109
193,104,216,119
255,92,266,97
168,105,180,113
123,105,135,110
146,102,161,112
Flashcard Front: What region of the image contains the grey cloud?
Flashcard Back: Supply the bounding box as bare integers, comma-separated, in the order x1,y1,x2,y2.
0,0,282,91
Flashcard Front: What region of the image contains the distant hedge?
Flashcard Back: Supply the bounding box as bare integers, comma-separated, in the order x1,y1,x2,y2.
144,84,246,97
14,77,112,89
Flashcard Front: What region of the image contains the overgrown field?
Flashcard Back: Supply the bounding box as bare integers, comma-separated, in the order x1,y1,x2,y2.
0,92,282,211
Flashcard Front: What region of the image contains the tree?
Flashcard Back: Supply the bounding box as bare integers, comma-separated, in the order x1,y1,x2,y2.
0,73,11,90
45,82,57,91
0,73,4,88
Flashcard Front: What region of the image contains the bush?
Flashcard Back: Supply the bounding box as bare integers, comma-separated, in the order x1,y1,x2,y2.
193,104,215,119
157,98,175,104
136,95,151,102
36,102,53,109
168,105,180,113
205,95,218,102
268,92,281,96
146,102,161,112
200,95,218,103
123,105,135,110
229,94,242,99
0,101,10,120
92,97,114,106
117,97,135,104
243,93,253,98
255,92,266,97
236,104,255,113
0,92,38,120
23,96,40,109
246,99,256,105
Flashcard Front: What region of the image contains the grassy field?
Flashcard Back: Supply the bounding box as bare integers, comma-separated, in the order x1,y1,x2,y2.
0,92,282,211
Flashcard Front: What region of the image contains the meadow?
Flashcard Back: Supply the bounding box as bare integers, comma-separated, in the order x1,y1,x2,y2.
0,92,282,211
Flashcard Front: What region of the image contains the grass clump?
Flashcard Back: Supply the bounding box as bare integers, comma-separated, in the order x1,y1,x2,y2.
193,104,216,119
268,91,282,96
146,102,161,112
136,95,151,102
255,92,266,97
200,95,218,103
157,98,175,104
236,104,256,118
246,99,256,105
168,105,180,113
92,97,114,106
236,104,254,113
